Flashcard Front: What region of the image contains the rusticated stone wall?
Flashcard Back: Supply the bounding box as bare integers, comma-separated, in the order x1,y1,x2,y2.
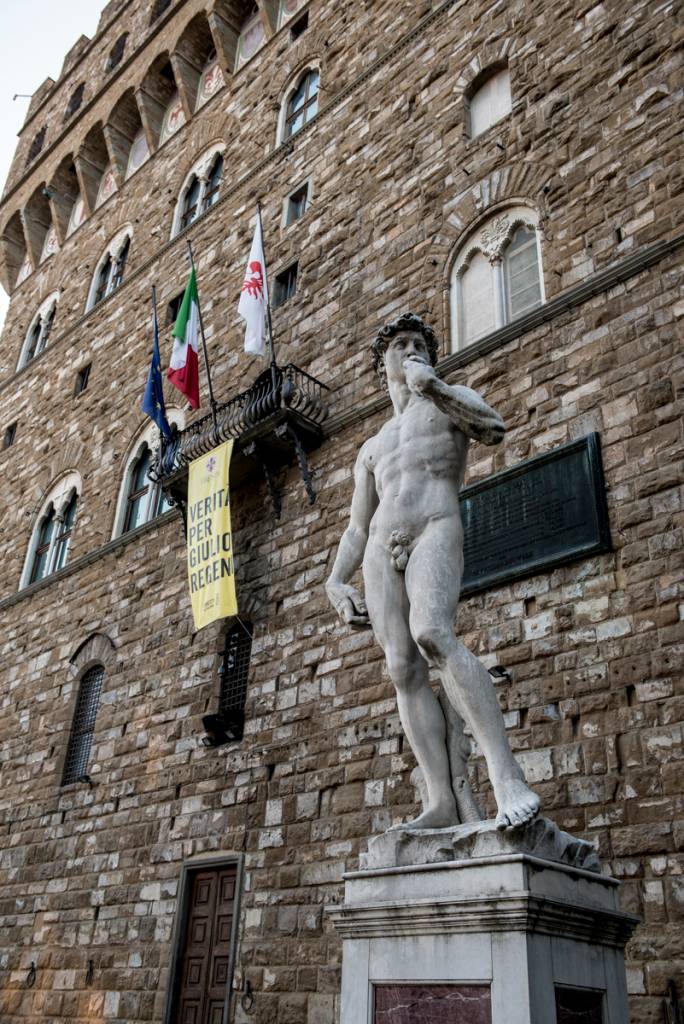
0,0,682,1022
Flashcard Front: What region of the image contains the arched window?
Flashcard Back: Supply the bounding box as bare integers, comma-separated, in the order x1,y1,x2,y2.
450,207,544,351
468,66,512,139
282,69,319,140
30,507,56,584
22,472,81,588
62,664,105,785
106,33,128,72
18,294,59,370
203,153,223,210
87,229,132,310
64,83,85,123
113,414,184,538
123,446,169,532
180,174,201,230
171,147,225,238
53,492,77,571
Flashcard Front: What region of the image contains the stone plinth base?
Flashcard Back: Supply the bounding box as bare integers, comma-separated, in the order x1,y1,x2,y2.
329,818,637,1024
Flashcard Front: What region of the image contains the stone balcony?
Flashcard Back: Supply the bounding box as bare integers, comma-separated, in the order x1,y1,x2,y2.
151,363,329,518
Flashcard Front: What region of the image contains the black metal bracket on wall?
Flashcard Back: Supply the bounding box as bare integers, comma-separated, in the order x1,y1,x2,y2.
243,443,282,520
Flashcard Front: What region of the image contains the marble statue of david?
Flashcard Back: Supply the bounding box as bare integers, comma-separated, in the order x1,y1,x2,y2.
326,312,540,830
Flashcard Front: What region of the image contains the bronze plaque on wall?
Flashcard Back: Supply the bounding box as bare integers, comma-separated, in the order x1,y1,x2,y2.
460,433,611,596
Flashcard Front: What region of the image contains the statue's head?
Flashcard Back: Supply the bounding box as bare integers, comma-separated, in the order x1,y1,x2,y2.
371,312,439,390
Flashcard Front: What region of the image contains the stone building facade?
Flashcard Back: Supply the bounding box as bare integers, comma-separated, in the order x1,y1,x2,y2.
0,0,682,1021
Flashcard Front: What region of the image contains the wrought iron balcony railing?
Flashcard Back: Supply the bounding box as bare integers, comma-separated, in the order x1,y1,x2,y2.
151,363,329,518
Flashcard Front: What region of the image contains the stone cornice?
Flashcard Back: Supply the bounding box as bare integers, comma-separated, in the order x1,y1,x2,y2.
0,509,179,613
328,890,639,946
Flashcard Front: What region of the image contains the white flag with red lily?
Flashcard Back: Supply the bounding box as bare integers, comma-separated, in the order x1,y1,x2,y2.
238,216,269,357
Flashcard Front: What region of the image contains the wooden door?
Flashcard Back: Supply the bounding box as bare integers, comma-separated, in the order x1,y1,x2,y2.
174,865,237,1024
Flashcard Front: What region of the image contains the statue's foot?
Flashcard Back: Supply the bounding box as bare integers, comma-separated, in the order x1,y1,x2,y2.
388,803,459,831
494,778,540,830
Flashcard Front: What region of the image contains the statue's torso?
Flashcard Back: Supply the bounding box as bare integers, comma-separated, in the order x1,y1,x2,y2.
364,396,468,542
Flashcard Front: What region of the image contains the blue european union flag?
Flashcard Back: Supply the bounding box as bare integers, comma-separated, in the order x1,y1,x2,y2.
141,302,172,438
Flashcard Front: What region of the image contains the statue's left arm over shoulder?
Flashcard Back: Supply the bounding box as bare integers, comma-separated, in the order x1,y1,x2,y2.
404,357,505,446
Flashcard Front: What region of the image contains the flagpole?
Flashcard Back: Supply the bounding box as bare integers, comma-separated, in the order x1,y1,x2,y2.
256,200,279,391
186,240,219,436
150,284,164,451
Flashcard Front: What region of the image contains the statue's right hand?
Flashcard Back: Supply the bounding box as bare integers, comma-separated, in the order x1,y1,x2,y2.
325,581,371,629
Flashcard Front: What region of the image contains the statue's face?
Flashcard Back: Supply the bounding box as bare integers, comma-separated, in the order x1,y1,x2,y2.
384,331,430,384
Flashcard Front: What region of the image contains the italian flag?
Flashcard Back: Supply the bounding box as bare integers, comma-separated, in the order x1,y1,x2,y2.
168,268,200,409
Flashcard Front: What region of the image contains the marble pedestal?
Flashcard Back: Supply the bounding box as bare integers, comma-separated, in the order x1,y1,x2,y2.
329,819,638,1024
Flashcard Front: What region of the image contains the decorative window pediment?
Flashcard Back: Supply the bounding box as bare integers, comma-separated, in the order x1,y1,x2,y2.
450,206,544,350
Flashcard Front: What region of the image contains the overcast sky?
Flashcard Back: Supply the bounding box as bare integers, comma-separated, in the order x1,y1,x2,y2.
0,1,105,332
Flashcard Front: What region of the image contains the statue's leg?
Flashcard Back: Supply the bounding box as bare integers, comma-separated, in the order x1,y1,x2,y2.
362,539,459,829
405,520,540,829
438,689,483,823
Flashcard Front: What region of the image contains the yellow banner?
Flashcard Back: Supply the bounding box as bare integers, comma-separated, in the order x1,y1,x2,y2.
187,440,237,630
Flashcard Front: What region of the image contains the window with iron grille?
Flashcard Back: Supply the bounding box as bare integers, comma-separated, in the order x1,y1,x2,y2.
216,622,253,742
62,664,105,785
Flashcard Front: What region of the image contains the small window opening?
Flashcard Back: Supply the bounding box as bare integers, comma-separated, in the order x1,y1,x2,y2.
202,621,253,746
166,292,184,328
64,84,85,123
106,33,128,72
150,0,172,26
26,126,47,166
290,12,309,41
272,262,298,308
286,181,310,225
62,664,105,785
3,423,17,450
74,364,91,396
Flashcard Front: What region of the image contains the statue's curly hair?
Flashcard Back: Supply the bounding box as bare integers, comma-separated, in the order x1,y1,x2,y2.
371,312,439,389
